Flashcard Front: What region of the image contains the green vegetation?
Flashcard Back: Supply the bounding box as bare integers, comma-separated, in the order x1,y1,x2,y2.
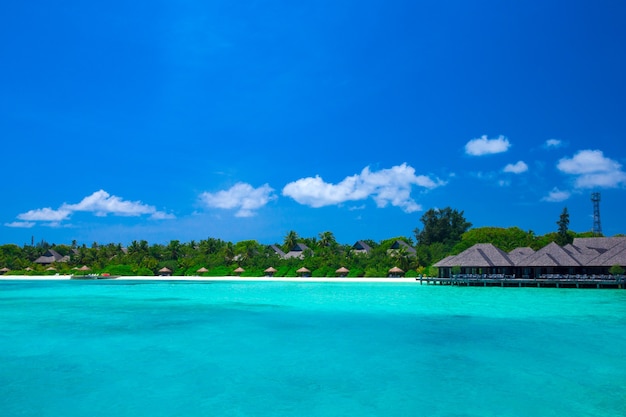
0,206,613,277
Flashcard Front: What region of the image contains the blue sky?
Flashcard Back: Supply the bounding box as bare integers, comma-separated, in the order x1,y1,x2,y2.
2,1,625,246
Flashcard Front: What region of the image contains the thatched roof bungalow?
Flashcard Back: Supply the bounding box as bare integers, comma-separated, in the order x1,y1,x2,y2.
233,267,245,276
34,249,68,265
435,237,626,279
158,267,172,276
296,267,311,277
264,267,277,277
335,267,349,277
388,266,405,277
351,241,373,255
285,243,311,260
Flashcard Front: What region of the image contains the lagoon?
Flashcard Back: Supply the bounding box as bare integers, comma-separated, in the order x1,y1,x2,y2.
1,280,625,417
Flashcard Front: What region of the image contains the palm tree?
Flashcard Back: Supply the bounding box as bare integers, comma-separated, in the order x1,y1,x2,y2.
283,230,299,252
318,231,336,248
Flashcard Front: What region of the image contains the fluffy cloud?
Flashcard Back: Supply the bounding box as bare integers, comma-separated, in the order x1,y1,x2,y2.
200,183,276,217
503,161,528,174
465,135,510,156
9,190,174,227
545,139,562,148
62,190,167,217
18,207,72,222
282,163,445,213
557,150,626,188
542,188,571,202
4,221,35,228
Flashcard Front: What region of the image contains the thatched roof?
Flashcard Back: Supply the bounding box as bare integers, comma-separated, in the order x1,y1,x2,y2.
0,267,10,272
197,267,208,273
508,247,535,263
158,267,172,273
233,267,245,273
521,242,581,267
285,243,310,260
388,266,404,273
352,240,373,253
433,255,457,267
444,243,514,267
46,267,56,271
78,265,90,271
335,267,349,273
584,239,626,266
34,249,65,265
389,240,417,254
264,267,277,273
573,237,626,252
296,267,310,273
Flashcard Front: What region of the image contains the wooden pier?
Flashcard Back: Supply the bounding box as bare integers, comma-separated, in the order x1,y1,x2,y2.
416,276,625,289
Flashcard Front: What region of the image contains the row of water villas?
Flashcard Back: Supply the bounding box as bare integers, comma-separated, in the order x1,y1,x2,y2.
433,237,626,289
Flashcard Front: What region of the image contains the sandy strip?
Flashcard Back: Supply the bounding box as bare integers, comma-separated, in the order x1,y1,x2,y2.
1,275,419,283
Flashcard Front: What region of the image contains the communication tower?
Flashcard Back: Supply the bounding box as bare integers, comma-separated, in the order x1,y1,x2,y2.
591,192,602,236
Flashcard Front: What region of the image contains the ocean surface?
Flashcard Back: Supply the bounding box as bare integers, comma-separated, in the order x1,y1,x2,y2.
1,280,625,417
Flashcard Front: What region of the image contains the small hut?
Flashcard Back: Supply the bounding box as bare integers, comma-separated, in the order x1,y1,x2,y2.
46,267,56,272
0,267,10,275
335,267,349,277
264,267,277,277
78,265,91,271
196,267,208,275
233,267,245,276
388,266,405,278
296,267,311,277
158,267,172,276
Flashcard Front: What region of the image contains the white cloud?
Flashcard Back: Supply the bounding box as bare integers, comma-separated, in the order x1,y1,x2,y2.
545,139,562,148
18,207,72,222
542,188,571,202
4,221,35,228
62,190,172,218
200,183,276,217
557,150,626,188
282,163,445,213
503,161,528,174
10,190,174,227
465,135,510,156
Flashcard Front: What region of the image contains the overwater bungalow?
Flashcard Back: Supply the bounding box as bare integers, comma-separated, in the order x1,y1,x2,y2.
435,237,626,279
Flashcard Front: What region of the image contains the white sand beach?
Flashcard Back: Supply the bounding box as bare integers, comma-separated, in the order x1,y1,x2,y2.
1,275,419,283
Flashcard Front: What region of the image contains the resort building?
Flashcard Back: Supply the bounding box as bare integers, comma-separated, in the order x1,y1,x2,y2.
387,240,417,257
351,240,373,255
434,237,626,279
34,249,70,266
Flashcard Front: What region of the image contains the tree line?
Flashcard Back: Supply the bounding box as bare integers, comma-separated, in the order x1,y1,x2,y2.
0,207,606,277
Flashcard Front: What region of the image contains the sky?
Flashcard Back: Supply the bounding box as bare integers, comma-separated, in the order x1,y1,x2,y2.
1,0,626,246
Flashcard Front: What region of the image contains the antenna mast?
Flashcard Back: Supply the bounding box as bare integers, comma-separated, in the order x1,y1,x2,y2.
591,192,602,236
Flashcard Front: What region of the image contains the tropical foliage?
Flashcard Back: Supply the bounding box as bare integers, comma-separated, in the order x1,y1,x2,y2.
0,206,608,277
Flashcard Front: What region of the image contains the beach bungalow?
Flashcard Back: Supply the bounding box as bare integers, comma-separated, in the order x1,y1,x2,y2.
196,267,208,275
268,245,287,259
264,267,277,277
351,241,373,255
296,267,311,277
233,267,245,276
158,267,172,276
284,243,311,260
387,240,417,257
388,266,405,278
0,267,10,275
335,267,349,277
34,249,69,266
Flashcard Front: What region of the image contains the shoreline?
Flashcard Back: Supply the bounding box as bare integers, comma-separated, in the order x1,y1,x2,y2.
0,275,419,283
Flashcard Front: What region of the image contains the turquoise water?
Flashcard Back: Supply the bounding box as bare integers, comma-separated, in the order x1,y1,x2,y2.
1,280,625,417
